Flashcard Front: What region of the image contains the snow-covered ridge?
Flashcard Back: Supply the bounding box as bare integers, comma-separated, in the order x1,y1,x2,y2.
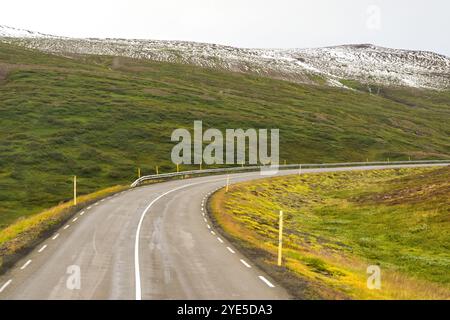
1,25,449,90
0,25,58,39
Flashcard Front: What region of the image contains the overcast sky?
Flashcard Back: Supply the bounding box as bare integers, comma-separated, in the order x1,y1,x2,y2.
1,0,449,56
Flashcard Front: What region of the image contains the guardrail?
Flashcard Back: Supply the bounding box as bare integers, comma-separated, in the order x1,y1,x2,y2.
130,159,450,187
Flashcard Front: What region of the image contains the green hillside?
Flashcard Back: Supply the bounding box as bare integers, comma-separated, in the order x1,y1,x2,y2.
210,166,450,299
0,42,449,229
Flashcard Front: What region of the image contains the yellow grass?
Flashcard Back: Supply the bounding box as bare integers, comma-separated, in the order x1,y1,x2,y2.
209,170,450,300
0,185,127,268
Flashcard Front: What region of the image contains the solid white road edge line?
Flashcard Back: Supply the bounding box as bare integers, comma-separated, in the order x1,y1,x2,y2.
134,177,227,300
134,183,196,300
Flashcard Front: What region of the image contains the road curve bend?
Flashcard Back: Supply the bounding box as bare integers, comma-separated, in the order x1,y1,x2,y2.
0,163,447,299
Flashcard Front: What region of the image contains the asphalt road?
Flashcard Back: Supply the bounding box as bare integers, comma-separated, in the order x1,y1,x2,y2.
0,164,447,300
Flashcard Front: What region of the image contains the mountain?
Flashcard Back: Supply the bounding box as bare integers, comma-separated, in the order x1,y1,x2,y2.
0,24,56,39
1,25,449,90
1,38,450,227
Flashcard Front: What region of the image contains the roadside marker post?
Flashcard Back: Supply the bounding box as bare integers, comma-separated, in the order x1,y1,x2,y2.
278,210,283,266
138,168,141,179
200,163,202,171
177,164,179,173
73,175,77,206
156,166,159,175
226,175,229,192
298,164,302,175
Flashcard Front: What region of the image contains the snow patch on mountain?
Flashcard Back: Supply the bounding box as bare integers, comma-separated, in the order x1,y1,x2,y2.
1,26,449,90
0,25,57,39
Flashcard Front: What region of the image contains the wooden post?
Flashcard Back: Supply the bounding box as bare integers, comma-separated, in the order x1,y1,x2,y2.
73,175,77,206
278,210,283,266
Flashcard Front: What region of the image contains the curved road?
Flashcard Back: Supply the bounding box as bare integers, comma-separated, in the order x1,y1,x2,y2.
0,164,447,299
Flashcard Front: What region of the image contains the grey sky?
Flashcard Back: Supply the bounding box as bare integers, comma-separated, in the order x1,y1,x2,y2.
1,0,449,56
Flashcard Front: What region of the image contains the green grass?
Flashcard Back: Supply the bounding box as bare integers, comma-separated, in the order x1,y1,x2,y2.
210,167,450,299
0,42,450,230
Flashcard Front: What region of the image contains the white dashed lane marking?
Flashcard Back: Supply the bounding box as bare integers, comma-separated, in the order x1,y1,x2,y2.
72,217,78,222
38,245,47,253
0,279,12,293
52,233,59,240
79,211,85,216
259,276,275,288
20,260,32,270
240,259,251,268
227,247,235,254
217,237,224,243
63,225,70,230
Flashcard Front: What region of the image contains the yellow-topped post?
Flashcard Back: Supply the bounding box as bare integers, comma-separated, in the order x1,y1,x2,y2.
278,210,283,266
73,175,77,206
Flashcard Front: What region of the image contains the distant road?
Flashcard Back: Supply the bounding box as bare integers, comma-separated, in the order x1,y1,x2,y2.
0,163,447,300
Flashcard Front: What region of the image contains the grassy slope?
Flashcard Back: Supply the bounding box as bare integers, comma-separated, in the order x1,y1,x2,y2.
210,167,450,299
0,42,450,229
